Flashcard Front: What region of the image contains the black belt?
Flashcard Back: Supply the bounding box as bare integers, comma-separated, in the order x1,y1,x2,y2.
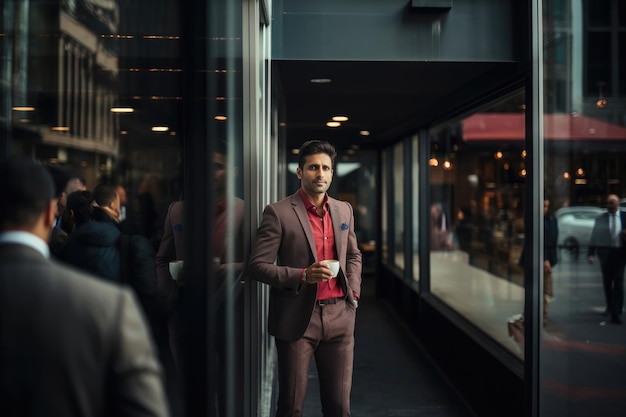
316,297,344,306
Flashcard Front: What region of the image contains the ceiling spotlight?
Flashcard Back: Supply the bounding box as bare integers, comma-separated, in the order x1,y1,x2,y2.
11,106,35,111
332,115,349,122
214,115,227,121
326,121,341,128
110,107,134,113
494,151,503,160
359,130,370,136
151,126,169,132
51,126,70,132
310,78,332,84
429,157,439,167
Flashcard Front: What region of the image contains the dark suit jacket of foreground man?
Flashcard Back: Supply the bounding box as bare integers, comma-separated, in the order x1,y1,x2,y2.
0,158,169,417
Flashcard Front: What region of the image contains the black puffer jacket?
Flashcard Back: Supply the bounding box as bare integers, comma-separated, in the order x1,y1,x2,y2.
62,208,121,283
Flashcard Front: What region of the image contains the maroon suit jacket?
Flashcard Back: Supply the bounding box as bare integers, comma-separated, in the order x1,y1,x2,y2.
248,192,362,342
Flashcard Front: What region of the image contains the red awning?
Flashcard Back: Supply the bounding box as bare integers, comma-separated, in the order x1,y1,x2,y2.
462,113,626,141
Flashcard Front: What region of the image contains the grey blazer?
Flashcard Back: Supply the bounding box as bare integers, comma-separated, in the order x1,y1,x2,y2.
248,192,362,342
0,243,169,417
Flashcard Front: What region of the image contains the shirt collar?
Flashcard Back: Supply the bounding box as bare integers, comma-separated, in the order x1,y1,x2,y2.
299,188,328,211
0,231,50,259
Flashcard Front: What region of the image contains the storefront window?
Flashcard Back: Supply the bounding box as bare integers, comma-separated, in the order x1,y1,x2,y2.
428,90,527,357
412,134,420,281
393,141,404,269
542,1,626,415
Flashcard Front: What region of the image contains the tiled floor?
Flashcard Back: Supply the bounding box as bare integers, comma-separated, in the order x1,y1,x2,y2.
303,275,475,417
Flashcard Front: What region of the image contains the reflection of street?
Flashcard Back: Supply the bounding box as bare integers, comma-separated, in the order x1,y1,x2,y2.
542,249,626,417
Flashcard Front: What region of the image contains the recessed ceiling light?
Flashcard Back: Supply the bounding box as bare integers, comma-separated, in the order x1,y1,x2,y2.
326,121,341,128
12,106,35,111
152,126,169,132
332,115,349,122
310,78,332,84
359,130,370,136
110,107,135,113
51,126,70,131
214,115,227,121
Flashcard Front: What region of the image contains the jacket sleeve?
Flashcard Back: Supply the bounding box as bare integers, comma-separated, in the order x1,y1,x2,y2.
108,289,170,417
155,202,180,317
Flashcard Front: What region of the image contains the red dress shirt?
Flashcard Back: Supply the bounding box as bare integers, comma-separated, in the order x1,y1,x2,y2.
299,188,345,301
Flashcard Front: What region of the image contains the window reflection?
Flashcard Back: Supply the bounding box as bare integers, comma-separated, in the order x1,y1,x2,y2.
543,1,626,416
428,90,526,357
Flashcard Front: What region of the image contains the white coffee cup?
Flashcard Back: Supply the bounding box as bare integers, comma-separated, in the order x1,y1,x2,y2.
169,260,184,281
321,259,340,277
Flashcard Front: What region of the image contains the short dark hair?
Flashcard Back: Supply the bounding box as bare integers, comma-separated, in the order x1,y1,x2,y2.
66,190,93,227
298,140,337,169
92,183,118,207
0,158,55,229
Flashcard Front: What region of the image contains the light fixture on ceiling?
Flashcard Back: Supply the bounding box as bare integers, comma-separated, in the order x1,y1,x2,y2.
563,171,570,180
429,156,439,167
51,126,70,132
494,150,503,160
359,130,370,136
332,115,349,122
326,121,341,128
151,126,169,132
214,115,227,121
11,106,35,111
110,107,134,113
310,78,332,84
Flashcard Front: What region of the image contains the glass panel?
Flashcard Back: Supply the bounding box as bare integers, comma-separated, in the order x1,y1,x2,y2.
393,141,404,269
543,0,626,416
0,1,250,416
586,32,611,96
428,90,526,358
381,149,389,262
587,0,611,27
412,134,420,281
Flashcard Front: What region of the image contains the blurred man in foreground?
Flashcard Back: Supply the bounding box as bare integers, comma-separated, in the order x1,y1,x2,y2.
0,157,170,417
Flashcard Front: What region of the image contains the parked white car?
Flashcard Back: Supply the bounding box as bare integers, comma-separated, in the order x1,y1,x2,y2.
555,206,604,260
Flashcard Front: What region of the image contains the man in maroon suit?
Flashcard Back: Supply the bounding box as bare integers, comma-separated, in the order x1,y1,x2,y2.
249,140,362,417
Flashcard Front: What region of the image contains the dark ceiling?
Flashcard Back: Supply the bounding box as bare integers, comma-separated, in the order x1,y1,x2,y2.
274,60,523,151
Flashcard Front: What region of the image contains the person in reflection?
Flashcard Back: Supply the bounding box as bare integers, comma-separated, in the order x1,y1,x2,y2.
510,196,559,332
0,157,169,417
542,197,559,326
248,140,362,417
588,194,626,325
155,140,245,416
431,202,452,250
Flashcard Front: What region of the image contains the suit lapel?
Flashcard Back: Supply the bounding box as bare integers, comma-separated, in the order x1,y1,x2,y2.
329,199,344,258
292,194,317,261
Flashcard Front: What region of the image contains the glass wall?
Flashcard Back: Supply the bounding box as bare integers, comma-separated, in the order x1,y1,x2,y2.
412,133,420,281
542,1,626,415
393,141,404,269
427,90,527,357
0,1,273,416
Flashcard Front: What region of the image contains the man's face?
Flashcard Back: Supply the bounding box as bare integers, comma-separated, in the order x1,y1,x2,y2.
607,195,619,213
297,153,333,197
115,185,127,205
